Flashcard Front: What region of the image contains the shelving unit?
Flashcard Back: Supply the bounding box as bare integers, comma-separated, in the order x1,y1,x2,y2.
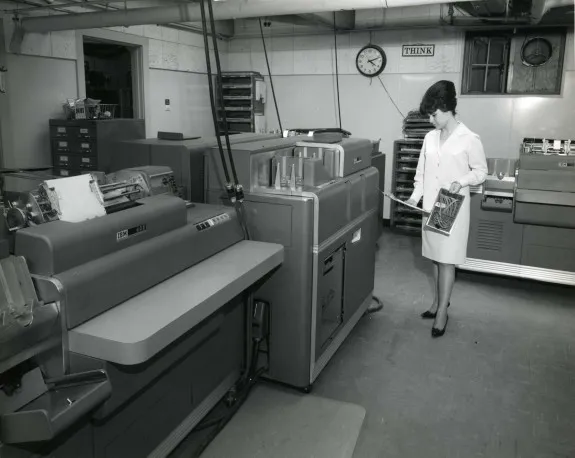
390,139,424,235
217,72,266,134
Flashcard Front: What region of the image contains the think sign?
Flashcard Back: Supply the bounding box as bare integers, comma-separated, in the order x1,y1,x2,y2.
402,45,435,57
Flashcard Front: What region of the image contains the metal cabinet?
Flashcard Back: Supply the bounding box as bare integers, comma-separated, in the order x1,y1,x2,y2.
467,193,524,264
49,119,145,177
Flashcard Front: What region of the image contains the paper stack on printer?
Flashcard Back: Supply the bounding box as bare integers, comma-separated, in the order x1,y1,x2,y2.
44,174,106,223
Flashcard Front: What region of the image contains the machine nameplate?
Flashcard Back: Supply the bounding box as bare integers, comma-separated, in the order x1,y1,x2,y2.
195,213,230,232
559,161,574,168
117,224,147,242
59,141,68,148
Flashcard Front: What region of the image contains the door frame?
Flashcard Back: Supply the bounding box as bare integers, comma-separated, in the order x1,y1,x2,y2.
75,29,151,136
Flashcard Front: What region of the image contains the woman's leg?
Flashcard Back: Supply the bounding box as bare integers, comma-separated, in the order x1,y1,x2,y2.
424,262,440,314
434,262,455,329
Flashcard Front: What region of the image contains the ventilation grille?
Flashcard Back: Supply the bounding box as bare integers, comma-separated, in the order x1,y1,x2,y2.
476,220,504,252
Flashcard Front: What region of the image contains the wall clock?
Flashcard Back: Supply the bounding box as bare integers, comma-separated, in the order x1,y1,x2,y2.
356,44,387,77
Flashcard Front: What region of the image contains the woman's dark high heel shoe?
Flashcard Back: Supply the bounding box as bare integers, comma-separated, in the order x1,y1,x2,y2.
432,315,449,338
420,302,450,319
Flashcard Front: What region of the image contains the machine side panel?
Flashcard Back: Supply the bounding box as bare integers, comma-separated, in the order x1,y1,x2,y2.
519,155,575,171
521,225,575,271
339,138,373,176
14,195,187,276
187,150,205,203
98,120,146,173
467,193,524,264
0,422,94,458
149,144,189,200
109,140,151,172
68,299,244,458
317,167,379,244
313,183,378,361
514,201,575,229
59,215,244,328
517,170,575,193
342,210,378,321
244,196,314,388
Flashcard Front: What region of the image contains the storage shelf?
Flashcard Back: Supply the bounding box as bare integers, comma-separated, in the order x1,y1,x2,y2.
222,84,252,89
391,139,423,236
397,158,419,164
217,71,264,134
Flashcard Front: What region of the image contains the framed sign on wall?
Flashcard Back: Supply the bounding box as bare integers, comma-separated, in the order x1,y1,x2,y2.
402,44,435,57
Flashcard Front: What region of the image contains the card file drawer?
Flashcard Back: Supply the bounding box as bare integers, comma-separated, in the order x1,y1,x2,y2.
50,118,146,176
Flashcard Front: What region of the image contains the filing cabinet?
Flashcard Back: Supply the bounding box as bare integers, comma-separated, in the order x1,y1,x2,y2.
49,119,145,177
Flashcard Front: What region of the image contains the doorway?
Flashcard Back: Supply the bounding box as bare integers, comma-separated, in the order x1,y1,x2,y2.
83,39,134,118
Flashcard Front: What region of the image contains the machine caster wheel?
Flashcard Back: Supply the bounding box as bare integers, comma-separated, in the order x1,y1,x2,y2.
302,385,313,394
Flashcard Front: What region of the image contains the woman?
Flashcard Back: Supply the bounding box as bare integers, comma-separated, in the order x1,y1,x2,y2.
406,80,487,338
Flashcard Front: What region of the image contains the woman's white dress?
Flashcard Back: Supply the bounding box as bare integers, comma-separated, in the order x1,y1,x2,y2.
409,123,488,265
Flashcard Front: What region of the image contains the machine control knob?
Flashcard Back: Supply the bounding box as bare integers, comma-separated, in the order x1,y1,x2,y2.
5,207,28,231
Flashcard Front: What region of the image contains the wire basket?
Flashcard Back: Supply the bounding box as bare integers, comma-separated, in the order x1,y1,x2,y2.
64,102,117,120
425,189,465,236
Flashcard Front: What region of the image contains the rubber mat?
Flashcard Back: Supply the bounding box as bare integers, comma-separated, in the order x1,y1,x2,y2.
201,384,366,458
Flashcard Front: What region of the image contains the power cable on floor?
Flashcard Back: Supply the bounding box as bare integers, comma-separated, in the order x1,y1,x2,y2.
367,295,384,314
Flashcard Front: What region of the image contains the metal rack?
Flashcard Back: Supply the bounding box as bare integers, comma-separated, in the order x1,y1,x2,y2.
390,139,424,235
217,72,266,133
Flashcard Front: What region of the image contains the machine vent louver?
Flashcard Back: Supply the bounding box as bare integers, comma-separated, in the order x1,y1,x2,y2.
476,220,504,252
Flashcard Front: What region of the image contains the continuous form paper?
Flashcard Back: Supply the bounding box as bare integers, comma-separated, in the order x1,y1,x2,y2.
44,174,106,223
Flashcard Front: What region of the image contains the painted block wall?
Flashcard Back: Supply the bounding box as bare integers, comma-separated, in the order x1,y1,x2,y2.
0,17,227,191
226,20,575,218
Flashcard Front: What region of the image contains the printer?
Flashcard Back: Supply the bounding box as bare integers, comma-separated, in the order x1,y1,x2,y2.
0,166,283,458
205,135,379,391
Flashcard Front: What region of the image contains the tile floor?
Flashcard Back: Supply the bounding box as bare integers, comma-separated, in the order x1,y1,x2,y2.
311,229,575,458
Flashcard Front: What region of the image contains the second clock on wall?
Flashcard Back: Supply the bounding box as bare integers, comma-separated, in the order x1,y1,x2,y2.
356,44,387,77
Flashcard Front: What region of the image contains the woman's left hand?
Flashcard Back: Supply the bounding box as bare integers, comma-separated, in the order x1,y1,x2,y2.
449,181,462,193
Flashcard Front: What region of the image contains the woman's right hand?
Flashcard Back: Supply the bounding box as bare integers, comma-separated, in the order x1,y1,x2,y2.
406,199,418,207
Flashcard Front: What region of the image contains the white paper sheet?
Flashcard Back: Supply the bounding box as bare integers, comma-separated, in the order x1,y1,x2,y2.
44,174,106,223
382,191,428,214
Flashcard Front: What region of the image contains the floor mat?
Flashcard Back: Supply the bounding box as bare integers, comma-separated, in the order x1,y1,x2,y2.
201,383,366,458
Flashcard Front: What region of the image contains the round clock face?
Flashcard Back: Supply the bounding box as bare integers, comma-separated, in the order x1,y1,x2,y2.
356,44,386,77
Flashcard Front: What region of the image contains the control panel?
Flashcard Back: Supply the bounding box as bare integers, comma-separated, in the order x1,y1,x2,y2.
195,213,231,232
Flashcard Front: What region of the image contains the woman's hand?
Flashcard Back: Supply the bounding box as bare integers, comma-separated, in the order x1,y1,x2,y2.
406,199,418,207
449,181,462,193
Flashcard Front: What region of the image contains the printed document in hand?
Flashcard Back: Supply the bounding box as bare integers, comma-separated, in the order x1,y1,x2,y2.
382,191,427,214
